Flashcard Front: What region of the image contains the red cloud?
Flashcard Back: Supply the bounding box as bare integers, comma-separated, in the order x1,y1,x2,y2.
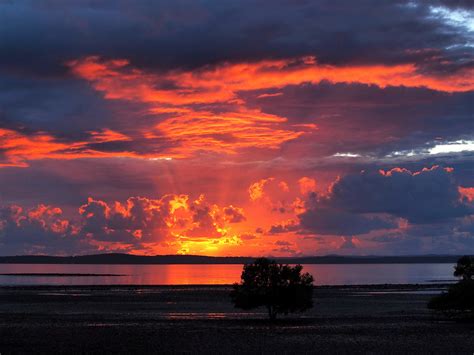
298,177,316,195
459,187,474,203
67,56,474,159
0,193,255,255
223,205,246,223
68,56,474,159
0,127,156,167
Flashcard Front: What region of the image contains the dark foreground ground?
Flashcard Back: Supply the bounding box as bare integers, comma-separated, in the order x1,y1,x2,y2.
0,284,473,354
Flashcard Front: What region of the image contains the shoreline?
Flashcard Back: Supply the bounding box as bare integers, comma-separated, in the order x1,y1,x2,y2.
0,254,463,265
1,283,471,353
0,282,454,289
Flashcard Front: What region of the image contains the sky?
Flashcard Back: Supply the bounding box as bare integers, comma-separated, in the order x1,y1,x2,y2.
0,0,473,256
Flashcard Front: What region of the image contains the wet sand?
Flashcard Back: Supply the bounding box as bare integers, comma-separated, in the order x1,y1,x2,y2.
0,284,472,354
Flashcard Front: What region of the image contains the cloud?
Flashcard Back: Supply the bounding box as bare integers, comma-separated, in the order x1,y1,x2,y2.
269,220,299,234
78,194,242,244
272,239,299,255
78,196,172,243
0,0,473,256
295,166,474,238
0,204,84,255
299,205,396,236
0,127,159,167
275,240,292,246
64,54,474,160
68,56,318,157
459,186,474,202
223,205,246,223
239,233,256,240
298,177,316,195
340,236,358,249
248,177,307,219
368,218,474,255
0,1,472,168
244,82,474,161
249,178,277,201
1,1,472,76
0,193,253,255
184,196,226,239
326,166,471,223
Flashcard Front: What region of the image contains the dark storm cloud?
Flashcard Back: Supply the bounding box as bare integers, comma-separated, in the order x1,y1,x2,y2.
78,196,170,242
0,0,472,76
0,0,473,255
366,155,474,188
0,204,89,255
299,206,396,236
245,82,474,159
82,137,180,155
293,165,474,238
0,195,176,255
370,219,474,254
223,206,246,223
434,0,474,9
273,164,474,255
0,0,472,162
0,72,179,142
0,159,161,208
0,75,114,137
314,166,471,224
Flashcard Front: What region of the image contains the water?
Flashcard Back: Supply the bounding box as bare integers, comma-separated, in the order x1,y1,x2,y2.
0,263,457,286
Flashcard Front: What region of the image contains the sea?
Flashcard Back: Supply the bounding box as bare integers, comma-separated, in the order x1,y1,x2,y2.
0,263,457,286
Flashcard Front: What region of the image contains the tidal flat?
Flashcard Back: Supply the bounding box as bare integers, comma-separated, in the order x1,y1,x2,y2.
0,284,472,354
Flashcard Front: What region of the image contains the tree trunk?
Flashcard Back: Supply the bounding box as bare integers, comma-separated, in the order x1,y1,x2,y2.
267,305,277,321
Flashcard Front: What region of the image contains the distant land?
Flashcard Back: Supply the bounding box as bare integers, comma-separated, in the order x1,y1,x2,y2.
0,253,466,264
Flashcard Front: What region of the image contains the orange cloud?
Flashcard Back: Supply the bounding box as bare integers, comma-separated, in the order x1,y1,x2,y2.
89,129,132,143
68,55,474,158
0,128,78,167
247,177,307,230
459,187,474,202
298,177,316,195
223,205,246,223
0,128,171,167
6,173,411,256
69,56,474,103
249,178,275,201
153,108,306,155
69,56,474,105
3,55,474,166
75,193,264,255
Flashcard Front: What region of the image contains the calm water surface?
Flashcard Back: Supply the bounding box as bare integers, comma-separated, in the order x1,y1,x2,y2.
0,263,456,286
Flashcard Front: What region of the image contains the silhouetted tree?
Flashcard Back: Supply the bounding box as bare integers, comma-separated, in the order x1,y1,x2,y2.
429,255,474,313
453,256,474,281
231,257,314,320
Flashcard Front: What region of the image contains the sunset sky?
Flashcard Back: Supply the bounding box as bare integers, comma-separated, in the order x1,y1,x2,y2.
0,0,473,256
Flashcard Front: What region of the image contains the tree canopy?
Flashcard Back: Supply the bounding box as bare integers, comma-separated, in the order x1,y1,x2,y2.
453,256,474,281
429,255,474,313
231,257,314,320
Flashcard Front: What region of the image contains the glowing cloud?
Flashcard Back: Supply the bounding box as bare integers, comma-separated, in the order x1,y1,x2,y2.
459,187,474,202
0,128,171,167
69,55,474,158
298,177,317,195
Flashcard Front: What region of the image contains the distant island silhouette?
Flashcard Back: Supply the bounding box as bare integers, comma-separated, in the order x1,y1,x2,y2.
0,253,464,264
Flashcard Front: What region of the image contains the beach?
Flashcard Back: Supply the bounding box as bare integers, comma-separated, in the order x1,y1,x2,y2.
0,284,472,354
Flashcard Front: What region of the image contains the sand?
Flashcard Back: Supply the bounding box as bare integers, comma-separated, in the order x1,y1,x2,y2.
0,284,472,354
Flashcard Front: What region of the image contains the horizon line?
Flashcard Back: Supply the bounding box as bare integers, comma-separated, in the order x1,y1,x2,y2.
0,253,468,258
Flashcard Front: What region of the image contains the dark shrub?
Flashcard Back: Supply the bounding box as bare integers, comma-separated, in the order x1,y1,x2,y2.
230,257,314,320
454,256,474,281
429,280,474,311
429,256,474,313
